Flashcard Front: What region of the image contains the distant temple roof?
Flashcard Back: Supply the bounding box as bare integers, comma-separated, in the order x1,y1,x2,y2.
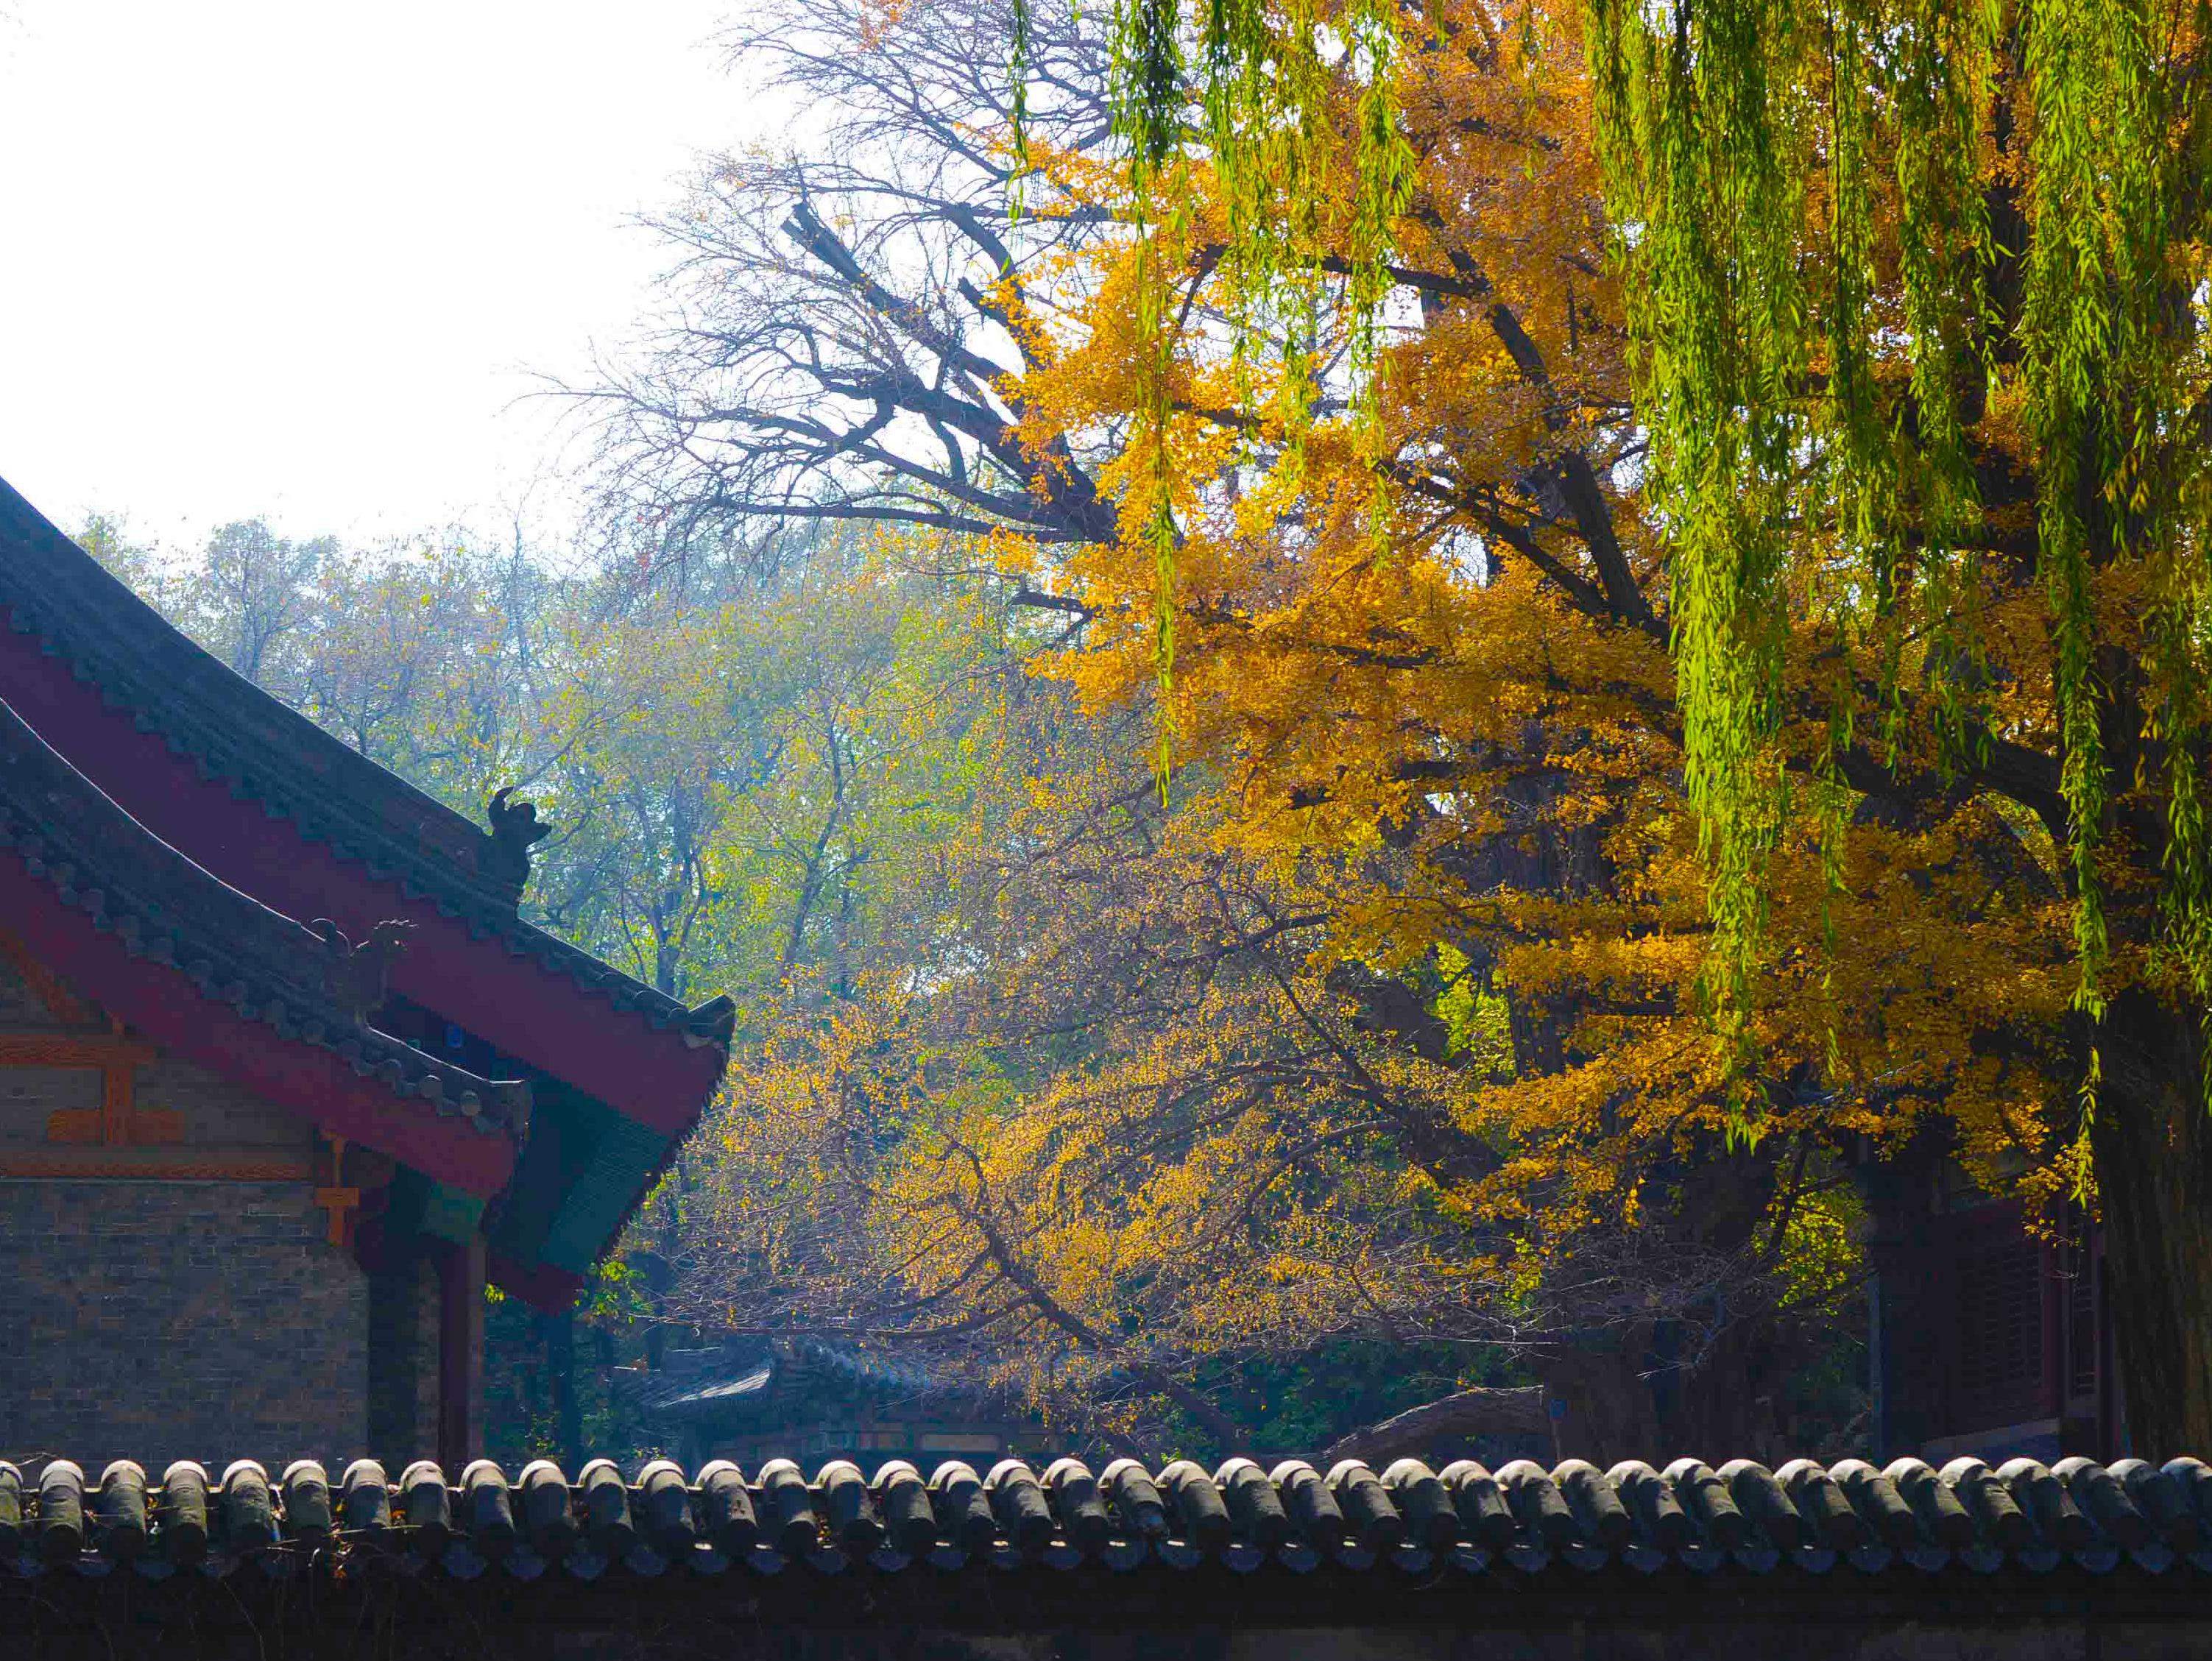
615,1339,941,1426
0,475,734,1301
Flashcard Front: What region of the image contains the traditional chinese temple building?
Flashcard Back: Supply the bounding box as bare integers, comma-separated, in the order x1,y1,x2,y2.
1862,1143,2119,1466
0,476,733,1476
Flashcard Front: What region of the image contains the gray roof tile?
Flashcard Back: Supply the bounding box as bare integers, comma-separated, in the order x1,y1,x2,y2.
4,1453,2208,1582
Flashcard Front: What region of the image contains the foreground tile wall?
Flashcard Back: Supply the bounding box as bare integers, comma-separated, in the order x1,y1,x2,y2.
5,1451,2212,1657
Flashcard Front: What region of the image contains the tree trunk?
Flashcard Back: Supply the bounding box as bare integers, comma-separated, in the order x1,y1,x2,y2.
2088,986,2212,1456
1529,1322,1783,1465
1533,1334,1663,1465
1652,1312,1792,1462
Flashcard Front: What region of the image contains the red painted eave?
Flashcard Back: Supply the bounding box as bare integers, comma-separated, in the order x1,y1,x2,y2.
0,614,724,1136
0,851,514,1197
489,1251,584,1314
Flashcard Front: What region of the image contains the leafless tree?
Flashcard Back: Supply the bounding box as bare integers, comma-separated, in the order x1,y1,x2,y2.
573,0,1123,571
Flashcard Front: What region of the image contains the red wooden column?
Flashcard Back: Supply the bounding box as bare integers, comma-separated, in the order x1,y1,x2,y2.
437,1235,487,1471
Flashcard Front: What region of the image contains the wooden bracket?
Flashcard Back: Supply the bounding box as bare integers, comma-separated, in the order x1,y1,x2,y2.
0,928,178,1148
315,1135,362,1250
29,1024,177,1147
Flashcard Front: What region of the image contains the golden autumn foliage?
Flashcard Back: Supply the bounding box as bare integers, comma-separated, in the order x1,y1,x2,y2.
604,0,2210,1457
78,0,2205,1462
667,21,1870,1453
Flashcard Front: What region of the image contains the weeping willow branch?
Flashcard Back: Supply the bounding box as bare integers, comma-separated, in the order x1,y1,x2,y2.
1058,0,2209,1117
1580,0,2212,1118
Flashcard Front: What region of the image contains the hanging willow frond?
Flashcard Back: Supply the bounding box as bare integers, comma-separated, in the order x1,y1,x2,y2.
1112,0,1188,188
1582,0,2212,1114
1585,0,1814,1099
1094,0,1418,771
1010,0,1035,215
1071,0,2210,1108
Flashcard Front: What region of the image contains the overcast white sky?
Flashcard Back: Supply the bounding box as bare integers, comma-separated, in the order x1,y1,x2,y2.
0,2,746,550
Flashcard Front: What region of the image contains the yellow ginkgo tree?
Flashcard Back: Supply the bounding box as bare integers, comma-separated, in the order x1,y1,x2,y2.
1031,0,2212,1451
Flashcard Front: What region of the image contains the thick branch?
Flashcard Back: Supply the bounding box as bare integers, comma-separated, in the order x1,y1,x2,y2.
1318,1384,1550,1466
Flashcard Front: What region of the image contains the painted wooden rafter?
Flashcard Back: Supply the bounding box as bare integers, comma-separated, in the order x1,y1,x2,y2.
0,1150,313,1180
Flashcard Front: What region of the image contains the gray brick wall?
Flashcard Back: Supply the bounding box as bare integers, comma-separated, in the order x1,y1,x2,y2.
134,1055,320,1149
0,945,316,1155
0,952,99,1144
0,1178,370,1470
0,1055,314,1151
0,933,477,1473
368,1250,442,1468
0,1067,96,1142
0,949,64,1024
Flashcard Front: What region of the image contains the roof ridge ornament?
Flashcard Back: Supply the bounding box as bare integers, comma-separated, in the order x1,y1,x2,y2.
482,787,550,898
681,993,737,1052
311,917,415,1027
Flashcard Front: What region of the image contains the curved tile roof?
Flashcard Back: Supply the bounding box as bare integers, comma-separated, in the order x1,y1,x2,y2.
4,1453,2209,1582
0,475,734,1052
0,695,529,1147
615,1338,941,1424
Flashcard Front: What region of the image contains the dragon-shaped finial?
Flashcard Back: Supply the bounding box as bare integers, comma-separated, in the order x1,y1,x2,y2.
311,917,415,1027
483,785,551,894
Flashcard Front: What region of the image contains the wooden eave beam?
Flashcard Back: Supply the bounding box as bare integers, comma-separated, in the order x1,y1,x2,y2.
0,851,514,1197
0,612,723,1138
